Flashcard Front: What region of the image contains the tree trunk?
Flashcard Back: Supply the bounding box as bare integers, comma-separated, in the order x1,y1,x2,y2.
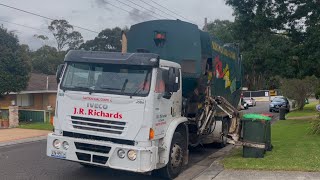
297,98,305,110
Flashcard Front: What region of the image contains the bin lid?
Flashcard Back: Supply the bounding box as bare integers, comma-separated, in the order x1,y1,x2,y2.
242,113,272,121
261,113,274,118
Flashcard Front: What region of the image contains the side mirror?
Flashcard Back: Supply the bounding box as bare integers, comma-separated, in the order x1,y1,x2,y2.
56,64,64,83
168,67,179,92
167,67,175,92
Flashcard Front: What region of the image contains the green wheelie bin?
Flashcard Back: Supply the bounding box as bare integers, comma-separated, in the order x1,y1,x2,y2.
242,114,272,158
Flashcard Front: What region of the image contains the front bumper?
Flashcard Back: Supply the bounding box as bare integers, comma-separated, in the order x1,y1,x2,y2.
270,106,288,112
47,133,158,173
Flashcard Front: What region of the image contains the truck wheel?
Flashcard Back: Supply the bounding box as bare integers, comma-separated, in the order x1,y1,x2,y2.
218,119,229,148
153,132,186,179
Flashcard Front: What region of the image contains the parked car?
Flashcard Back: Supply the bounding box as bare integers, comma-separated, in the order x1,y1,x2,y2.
240,98,249,110
269,97,290,112
243,97,256,107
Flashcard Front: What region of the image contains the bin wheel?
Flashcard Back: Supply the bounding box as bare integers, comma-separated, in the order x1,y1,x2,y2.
152,132,186,179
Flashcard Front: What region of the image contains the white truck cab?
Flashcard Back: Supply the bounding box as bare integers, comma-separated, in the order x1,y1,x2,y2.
47,50,188,179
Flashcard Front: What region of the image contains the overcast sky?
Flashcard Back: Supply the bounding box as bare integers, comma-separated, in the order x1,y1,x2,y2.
0,0,234,50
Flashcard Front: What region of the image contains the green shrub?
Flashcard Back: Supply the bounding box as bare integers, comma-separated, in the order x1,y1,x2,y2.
310,113,320,135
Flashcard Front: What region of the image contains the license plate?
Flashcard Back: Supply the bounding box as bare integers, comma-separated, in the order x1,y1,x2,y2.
51,150,66,159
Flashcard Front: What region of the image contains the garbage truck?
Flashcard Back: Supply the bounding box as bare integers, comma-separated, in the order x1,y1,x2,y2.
47,20,243,179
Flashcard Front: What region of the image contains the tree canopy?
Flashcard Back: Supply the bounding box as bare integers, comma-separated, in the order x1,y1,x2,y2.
0,26,31,95
80,27,125,52
281,76,319,110
206,20,235,43
30,45,65,75
48,19,84,51
205,0,320,90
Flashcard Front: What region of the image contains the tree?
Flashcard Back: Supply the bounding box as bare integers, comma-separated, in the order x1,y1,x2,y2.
242,33,294,90
34,34,49,46
223,0,320,89
48,19,84,51
280,76,319,110
80,27,125,52
315,88,320,100
0,26,31,95
206,20,235,43
31,45,65,75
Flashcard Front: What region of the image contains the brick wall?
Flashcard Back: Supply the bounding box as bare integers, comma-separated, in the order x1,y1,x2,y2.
32,93,44,110
47,93,57,109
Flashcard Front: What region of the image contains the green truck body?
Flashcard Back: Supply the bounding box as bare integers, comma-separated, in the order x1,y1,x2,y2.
127,20,242,107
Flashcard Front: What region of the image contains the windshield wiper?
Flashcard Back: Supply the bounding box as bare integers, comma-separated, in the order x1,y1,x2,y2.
99,85,121,91
130,71,150,98
121,79,129,93
130,86,143,99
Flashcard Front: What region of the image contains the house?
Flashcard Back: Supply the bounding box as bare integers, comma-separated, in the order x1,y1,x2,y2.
0,73,57,110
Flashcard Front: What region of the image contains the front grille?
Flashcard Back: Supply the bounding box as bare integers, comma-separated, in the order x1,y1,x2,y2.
75,142,111,154
70,116,126,135
63,131,135,146
76,152,91,162
92,155,108,164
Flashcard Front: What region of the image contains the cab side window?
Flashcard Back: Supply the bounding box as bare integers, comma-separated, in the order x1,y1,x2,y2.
155,69,166,93
158,68,180,93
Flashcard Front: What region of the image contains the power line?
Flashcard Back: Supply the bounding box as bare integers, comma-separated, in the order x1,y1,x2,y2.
104,1,153,21
125,0,168,19
0,3,99,34
139,0,178,20
115,0,159,20
104,2,141,17
149,0,196,23
0,19,50,33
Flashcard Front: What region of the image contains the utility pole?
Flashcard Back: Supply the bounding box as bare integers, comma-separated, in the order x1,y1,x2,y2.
203,17,208,32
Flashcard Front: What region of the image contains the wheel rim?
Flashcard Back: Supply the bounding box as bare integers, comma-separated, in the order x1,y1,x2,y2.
170,144,183,169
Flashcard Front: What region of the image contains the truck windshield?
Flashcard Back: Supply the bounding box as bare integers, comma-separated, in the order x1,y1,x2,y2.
61,62,152,96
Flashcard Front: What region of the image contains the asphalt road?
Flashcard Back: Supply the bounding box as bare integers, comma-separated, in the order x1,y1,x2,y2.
0,139,221,180
0,102,274,180
244,101,280,123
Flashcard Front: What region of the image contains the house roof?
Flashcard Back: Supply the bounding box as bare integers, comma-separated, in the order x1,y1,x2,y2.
24,73,57,93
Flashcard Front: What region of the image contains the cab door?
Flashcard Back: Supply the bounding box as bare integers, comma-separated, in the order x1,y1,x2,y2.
153,67,181,138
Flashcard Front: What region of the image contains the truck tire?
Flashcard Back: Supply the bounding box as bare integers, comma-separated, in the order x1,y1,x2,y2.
218,119,230,148
153,132,186,179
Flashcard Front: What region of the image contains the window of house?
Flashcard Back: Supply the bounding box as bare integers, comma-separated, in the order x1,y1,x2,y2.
16,94,33,107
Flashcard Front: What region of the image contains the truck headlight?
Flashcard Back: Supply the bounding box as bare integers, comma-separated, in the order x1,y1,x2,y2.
270,104,274,107
53,139,61,149
127,150,137,161
62,141,69,150
117,149,126,159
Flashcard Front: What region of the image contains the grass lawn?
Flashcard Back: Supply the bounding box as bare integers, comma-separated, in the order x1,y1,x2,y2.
223,119,320,171
287,102,318,118
19,122,53,131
